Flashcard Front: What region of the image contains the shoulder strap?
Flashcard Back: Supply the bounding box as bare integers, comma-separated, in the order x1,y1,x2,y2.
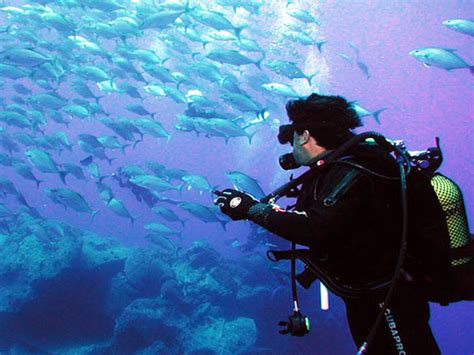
322,168,362,206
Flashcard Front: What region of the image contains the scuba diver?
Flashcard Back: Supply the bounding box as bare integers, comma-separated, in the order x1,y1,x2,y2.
214,93,444,354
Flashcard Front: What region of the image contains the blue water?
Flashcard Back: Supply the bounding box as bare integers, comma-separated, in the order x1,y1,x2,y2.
0,0,472,353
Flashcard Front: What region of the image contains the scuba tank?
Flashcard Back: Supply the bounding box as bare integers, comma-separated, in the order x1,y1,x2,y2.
428,173,474,304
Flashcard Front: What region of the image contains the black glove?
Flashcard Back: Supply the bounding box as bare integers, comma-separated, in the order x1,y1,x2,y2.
213,189,259,221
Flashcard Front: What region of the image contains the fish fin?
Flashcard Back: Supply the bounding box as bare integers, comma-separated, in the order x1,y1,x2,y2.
423,63,431,69
372,108,387,125
470,66,474,75
80,155,93,166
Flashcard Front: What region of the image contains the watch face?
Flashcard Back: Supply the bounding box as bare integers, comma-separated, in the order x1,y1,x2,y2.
229,197,242,208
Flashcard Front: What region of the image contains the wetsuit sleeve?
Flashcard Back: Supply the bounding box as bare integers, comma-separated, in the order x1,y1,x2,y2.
247,172,370,248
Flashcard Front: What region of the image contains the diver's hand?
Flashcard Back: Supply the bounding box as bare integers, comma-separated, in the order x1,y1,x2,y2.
213,189,259,221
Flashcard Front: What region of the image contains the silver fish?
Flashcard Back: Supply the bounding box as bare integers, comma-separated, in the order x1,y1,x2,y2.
225,171,266,199
152,206,186,227
24,148,67,183
107,198,137,224
351,102,386,125
177,202,228,230
130,175,182,192
45,188,99,219
442,19,474,37
409,47,474,74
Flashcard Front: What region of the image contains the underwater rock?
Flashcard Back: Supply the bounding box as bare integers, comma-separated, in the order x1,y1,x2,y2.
0,214,129,314
184,240,220,269
110,298,189,353
106,272,141,318
123,247,175,297
172,258,235,305
0,215,83,313
181,316,257,355
135,340,176,355
159,278,186,304
135,341,174,355
0,214,130,351
169,241,238,305
80,231,129,272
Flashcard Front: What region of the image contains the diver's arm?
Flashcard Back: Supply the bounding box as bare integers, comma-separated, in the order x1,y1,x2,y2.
247,176,369,248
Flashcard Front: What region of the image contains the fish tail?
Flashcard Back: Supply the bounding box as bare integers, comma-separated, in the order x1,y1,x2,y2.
176,183,184,195
106,156,115,165
99,175,109,183
184,0,192,12
130,214,140,225
91,210,100,222
307,72,318,86
316,40,327,53
247,130,258,145
121,144,131,154
133,138,143,148
35,180,43,189
254,56,264,70
372,108,387,125
220,220,228,231
59,171,68,184
235,25,247,41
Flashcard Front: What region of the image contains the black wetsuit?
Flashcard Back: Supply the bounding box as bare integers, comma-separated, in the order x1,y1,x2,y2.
249,143,440,354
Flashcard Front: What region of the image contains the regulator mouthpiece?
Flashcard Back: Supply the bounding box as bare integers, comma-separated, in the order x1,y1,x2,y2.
279,153,301,170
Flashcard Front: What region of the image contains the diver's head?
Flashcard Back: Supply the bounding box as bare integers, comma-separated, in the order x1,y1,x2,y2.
282,93,362,166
